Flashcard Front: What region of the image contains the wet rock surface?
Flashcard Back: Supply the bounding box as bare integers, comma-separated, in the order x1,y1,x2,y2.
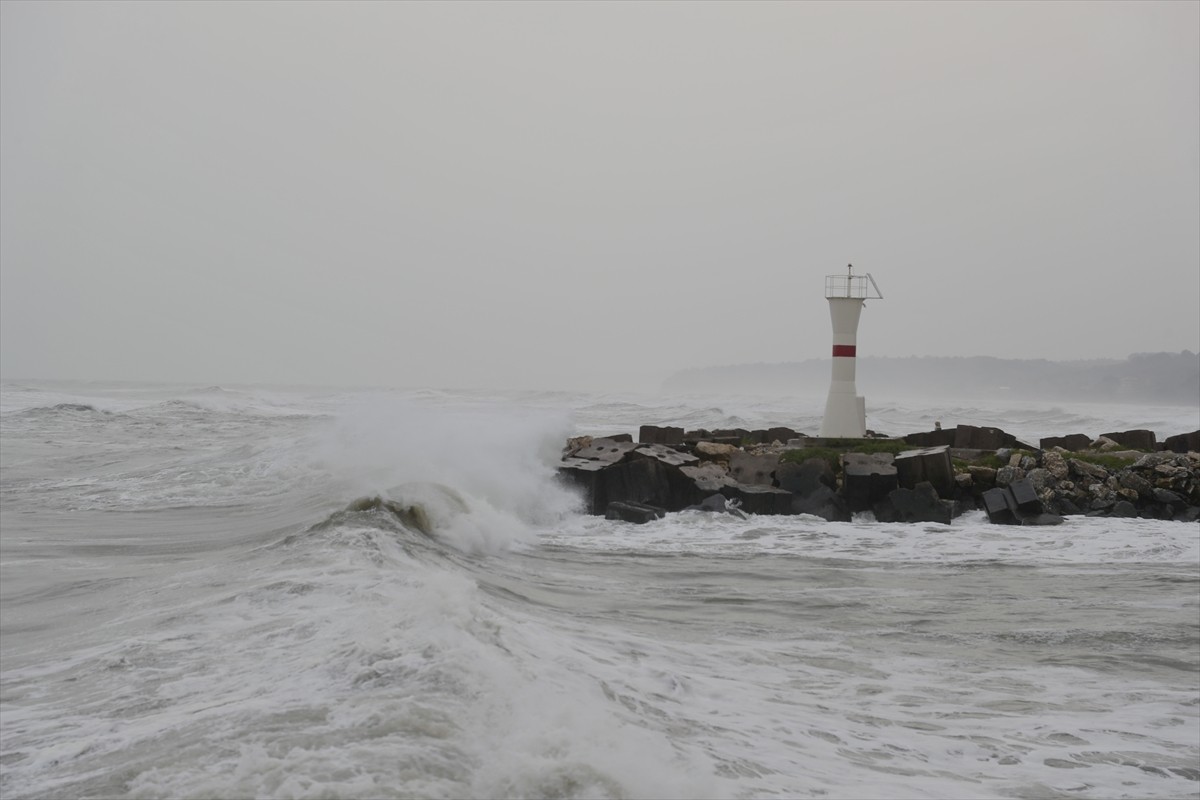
560,426,1200,524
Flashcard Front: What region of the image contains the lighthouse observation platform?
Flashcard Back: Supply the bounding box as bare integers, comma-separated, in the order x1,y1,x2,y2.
825,273,883,300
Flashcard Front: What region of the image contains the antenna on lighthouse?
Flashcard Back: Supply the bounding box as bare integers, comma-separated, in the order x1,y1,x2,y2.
819,264,882,437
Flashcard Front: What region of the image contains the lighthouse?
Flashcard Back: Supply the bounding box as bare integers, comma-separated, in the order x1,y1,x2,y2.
819,264,882,438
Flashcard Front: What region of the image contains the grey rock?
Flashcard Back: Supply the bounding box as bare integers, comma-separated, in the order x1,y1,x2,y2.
1025,468,1054,493
605,501,666,524
1042,451,1069,481
1088,484,1118,510
1153,487,1184,506
1174,506,1200,523
967,465,997,489
1110,500,1139,518
1069,459,1109,481
995,465,1025,487
1118,471,1154,498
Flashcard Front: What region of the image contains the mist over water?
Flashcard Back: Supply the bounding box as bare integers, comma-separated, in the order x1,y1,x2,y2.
1,381,1197,800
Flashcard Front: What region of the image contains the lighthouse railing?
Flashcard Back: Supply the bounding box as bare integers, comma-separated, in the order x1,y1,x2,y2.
824,273,883,300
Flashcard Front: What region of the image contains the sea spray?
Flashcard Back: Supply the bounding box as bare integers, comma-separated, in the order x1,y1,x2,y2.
312,396,582,553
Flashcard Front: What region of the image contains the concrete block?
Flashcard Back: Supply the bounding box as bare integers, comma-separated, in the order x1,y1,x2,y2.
895,446,955,498
601,458,673,510
981,487,1018,524
1040,433,1091,452
1162,430,1200,454
954,424,1016,450
722,483,795,515
638,425,684,446
730,451,781,486
1008,478,1043,515
1100,429,1156,451
573,438,638,464
841,452,898,512
632,444,699,469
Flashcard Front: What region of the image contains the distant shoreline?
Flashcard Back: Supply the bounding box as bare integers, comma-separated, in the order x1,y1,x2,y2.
663,352,1200,406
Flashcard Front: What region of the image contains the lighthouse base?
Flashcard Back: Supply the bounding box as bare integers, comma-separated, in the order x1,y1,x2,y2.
820,390,866,438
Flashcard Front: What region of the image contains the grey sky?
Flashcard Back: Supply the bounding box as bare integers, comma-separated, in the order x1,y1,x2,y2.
2,1,1197,392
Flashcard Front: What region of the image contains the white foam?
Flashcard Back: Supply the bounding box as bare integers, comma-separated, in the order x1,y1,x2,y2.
311,397,581,554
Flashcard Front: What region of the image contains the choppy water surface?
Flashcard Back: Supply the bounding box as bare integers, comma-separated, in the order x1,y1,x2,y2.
1,382,1197,799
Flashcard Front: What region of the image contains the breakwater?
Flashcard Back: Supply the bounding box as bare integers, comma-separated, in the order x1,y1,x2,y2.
558,423,1200,525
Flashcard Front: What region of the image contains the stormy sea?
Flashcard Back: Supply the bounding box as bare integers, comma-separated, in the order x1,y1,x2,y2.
1,381,1197,800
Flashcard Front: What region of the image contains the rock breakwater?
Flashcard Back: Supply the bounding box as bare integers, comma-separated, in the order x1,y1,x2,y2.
558,423,1200,525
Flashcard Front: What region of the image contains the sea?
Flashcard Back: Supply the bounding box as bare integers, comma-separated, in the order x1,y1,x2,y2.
1,380,1197,800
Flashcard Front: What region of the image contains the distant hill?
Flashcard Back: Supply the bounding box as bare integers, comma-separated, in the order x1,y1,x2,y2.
662,352,1200,405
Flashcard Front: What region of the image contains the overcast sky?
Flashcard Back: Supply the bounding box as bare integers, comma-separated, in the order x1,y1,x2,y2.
2,1,1197,391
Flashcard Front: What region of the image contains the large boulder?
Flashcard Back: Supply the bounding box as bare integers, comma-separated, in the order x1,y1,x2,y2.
967,465,998,491
694,441,738,466
1068,458,1109,482
1042,451,1069,481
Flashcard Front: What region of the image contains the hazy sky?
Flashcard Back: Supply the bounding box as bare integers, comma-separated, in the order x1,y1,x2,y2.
2,1,1197,391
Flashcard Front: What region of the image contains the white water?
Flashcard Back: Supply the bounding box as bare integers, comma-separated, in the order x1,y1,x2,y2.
1,382,1197,799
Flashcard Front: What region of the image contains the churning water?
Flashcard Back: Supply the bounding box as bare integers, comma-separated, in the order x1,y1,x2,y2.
1,382,1197,799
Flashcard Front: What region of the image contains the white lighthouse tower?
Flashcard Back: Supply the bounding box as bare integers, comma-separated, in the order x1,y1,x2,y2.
819,264,882,438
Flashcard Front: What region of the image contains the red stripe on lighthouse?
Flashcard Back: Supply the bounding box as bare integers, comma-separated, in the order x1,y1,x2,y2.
831,345,857,358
